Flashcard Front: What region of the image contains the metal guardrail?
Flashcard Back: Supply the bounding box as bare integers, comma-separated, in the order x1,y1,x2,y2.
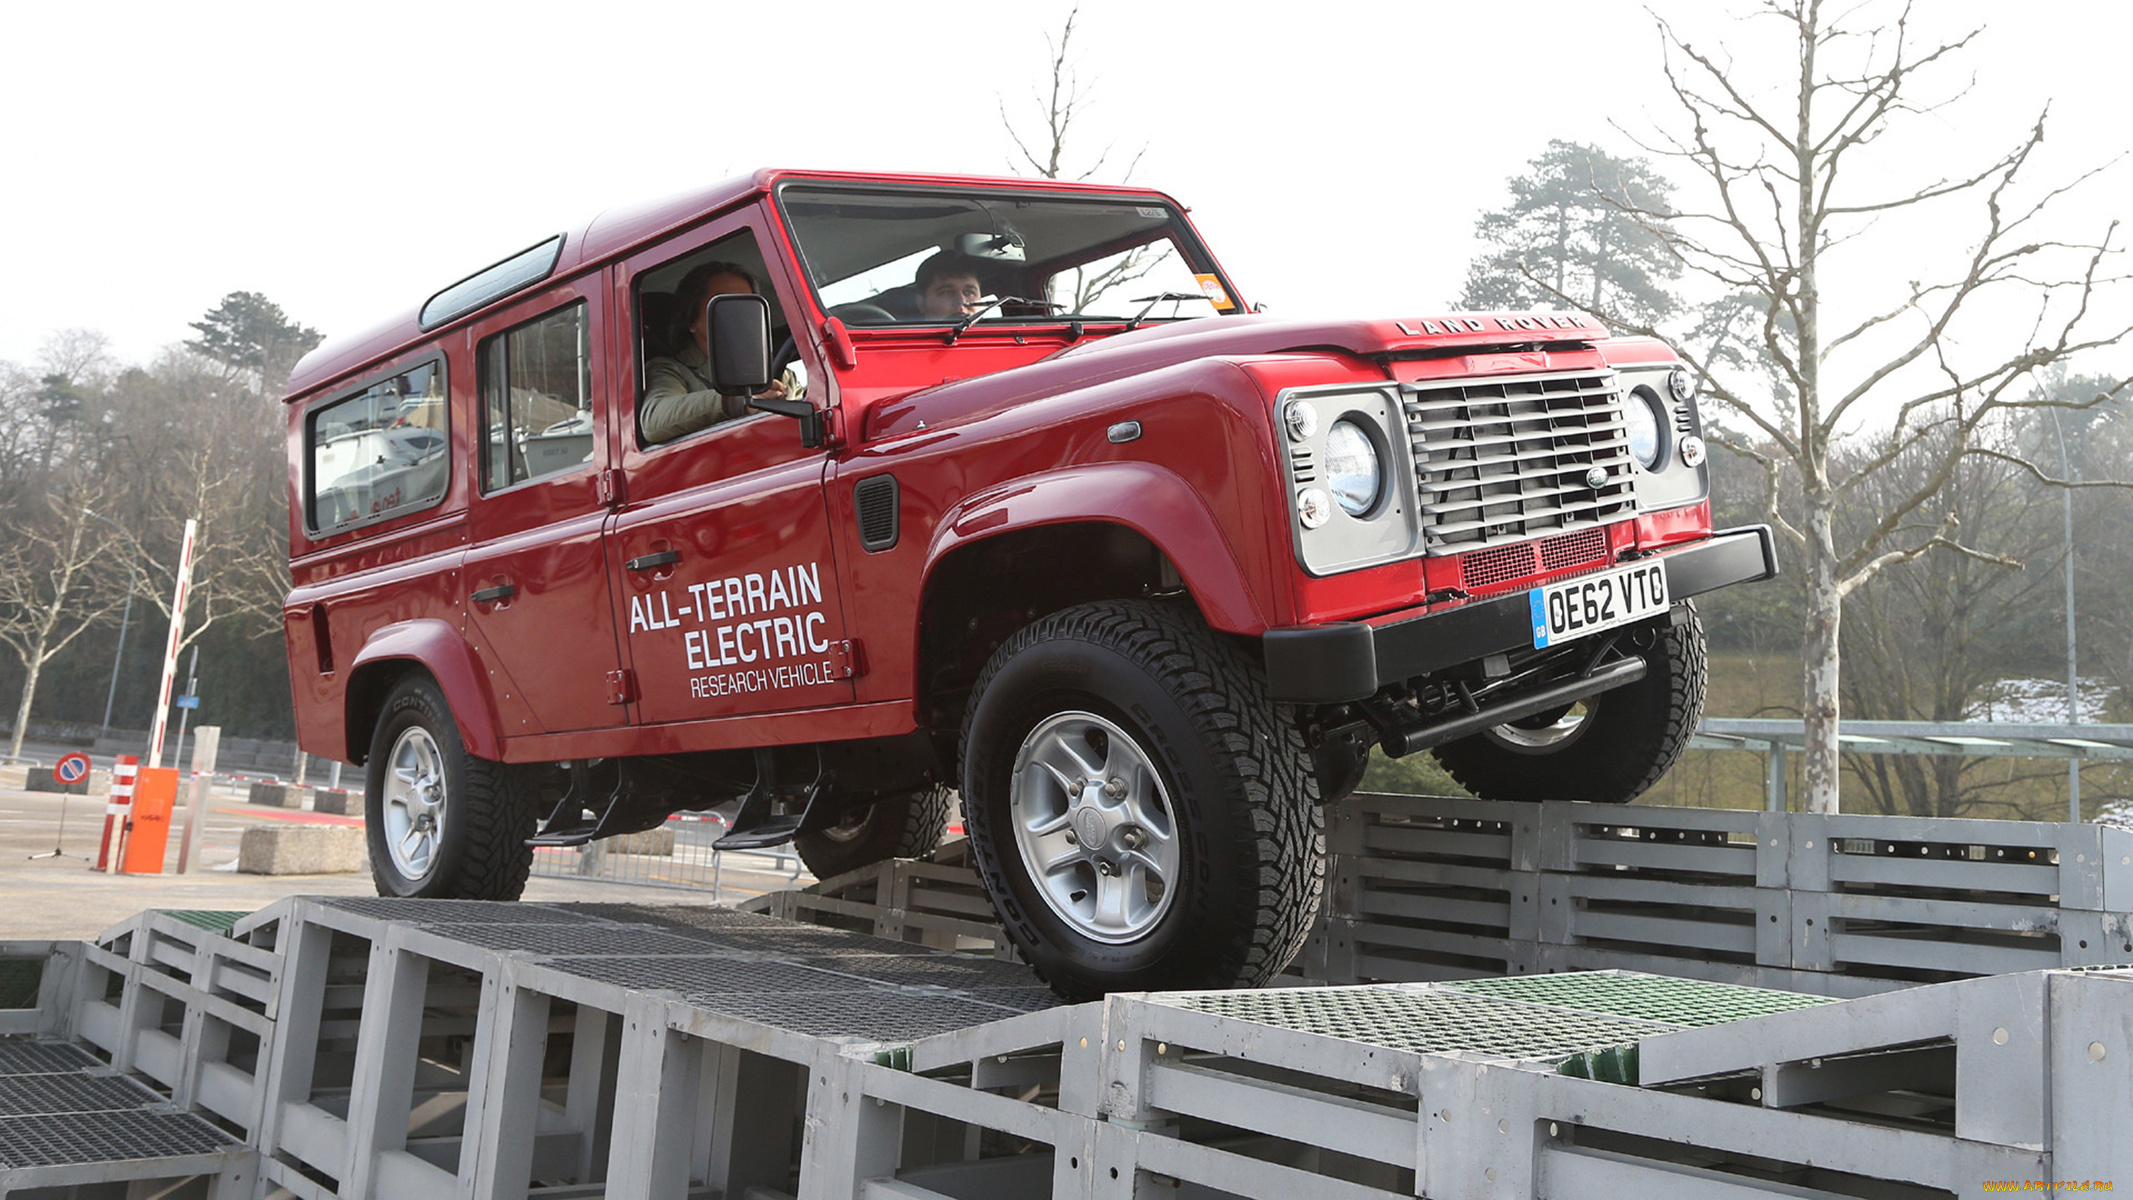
527,811,805,897
1692,718,2133,812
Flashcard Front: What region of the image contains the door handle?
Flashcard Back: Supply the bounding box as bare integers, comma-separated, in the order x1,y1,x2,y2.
472,584,516,603
625,550,681,572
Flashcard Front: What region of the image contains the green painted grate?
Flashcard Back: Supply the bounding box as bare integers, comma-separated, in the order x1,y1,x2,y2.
1441,972,1837,1027
156,910,248,934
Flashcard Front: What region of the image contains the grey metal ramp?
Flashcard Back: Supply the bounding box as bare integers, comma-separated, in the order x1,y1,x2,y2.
27,891,2133,1197
0,1036,248,1194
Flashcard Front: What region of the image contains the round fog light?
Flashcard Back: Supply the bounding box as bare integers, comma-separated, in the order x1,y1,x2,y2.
1668,366,1696,402
1679,435,1707,467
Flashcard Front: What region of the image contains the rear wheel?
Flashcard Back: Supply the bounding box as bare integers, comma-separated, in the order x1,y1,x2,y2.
364,675,534,898
961,601,1323,999
794,785,953,881
1432,607,1707,804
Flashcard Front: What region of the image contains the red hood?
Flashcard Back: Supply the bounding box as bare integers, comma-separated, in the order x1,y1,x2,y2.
863,311,1611,440
1054,311,1609,362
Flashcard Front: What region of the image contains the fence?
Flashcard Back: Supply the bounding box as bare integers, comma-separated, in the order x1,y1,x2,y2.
527,811,806,900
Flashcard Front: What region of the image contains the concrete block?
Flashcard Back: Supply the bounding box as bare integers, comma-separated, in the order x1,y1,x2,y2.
606,828,676,856
0,764,28,790
238,824,368,875
23,767,107,795
311,789,360,816
248,781,311,808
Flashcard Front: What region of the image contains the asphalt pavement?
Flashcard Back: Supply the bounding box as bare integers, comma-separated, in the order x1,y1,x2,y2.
0,781,810,942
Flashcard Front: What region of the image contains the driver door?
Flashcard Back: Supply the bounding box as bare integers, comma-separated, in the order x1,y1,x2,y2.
606,214,856,731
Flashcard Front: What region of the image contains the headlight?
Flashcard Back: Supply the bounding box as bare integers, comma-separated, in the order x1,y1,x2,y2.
1622,387,1664,470
1324,419,1383,516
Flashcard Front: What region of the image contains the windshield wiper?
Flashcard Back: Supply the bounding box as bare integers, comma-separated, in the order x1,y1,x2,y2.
944,296,1060,344
1125,292,1215,331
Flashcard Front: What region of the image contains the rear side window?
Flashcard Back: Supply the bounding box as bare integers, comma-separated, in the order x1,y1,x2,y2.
480,301,594,491
307,359,449,534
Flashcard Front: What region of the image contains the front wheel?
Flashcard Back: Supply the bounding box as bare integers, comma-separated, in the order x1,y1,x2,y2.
1432,606,1708,803
794,785,954,881
961,601,1324,1000
364,675,534,898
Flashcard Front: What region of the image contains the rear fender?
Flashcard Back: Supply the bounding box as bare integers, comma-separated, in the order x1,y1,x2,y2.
927,461,1267,632
344,619,503,763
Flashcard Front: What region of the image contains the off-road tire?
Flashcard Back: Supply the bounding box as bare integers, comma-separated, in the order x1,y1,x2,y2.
794,785,955,882
1432,607,1708,804
364,675,535,899
961,600,1324,1000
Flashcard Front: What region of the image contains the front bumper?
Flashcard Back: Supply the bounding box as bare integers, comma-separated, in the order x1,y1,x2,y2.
1263,525,1778,704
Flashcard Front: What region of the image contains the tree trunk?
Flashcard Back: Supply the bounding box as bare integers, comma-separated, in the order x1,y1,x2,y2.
9,655,43,762
1801,505,1843,814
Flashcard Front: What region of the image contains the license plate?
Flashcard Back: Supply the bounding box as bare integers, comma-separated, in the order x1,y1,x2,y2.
1529,561,1668,648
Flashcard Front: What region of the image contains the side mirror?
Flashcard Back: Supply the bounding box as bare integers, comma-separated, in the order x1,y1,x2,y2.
706,293,771,396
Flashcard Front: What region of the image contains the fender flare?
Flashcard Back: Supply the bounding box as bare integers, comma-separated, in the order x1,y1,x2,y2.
925,461,1268,633
344,619,504,762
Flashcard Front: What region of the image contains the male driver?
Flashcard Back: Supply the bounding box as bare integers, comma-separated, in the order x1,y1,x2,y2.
641,262,790,443
913,251,986,319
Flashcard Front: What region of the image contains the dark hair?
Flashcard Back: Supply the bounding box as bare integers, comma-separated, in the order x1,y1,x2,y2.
677,260,759,310
915,251,985,291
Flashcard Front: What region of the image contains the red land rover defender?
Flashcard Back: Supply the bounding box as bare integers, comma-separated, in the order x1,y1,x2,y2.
282,170,1774,997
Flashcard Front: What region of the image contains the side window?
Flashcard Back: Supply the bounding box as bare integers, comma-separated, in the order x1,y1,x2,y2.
480,301,593,491
635,228,791,446
307,359,449,534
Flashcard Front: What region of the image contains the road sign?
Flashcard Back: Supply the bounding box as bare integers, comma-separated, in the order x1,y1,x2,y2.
175,695,200,710
55,753,91,785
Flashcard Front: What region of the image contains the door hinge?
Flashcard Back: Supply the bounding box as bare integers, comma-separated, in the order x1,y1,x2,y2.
606,669,637,705
600,468,627,508
830,640,865,680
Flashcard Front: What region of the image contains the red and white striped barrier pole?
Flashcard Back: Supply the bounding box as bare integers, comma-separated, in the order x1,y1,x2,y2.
96,755,139,873
146,518,198,770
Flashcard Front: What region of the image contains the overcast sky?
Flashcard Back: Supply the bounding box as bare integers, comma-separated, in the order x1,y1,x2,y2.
3,0,2127,392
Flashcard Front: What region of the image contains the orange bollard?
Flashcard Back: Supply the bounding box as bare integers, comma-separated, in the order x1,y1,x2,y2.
121,768,179,874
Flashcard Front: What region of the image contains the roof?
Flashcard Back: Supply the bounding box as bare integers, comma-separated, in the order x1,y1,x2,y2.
282,168,1187,400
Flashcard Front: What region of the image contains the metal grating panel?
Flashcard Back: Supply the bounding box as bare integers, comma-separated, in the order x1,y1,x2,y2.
0,1072,166,1117
786,954,1039,990
0,1041,100,1076
566,903,793,931
1440,973,1837,1027
688,991,1033,1041
439,924,731,957
0,1108,234,1167
1158,985,1674,1063
158,909,248,933
544,954,860,996
319,897,605,924
1404,370,1638,554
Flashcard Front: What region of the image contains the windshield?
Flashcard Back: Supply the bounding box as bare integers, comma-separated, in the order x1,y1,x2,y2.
779,185,1237,327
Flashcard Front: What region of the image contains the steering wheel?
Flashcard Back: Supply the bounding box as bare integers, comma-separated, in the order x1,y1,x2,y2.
771,333,799,378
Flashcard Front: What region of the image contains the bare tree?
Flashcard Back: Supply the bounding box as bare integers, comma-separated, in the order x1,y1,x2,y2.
0,481,126,760
1576,0,2128,813
997,6,1164,313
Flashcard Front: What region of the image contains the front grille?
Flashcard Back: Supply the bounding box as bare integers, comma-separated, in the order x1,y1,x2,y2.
1539,526,1609,572
1461,543,1540,590
1458,527,1613,592
1404,371,1637,554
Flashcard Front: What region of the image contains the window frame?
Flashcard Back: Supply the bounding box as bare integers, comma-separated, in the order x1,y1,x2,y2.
769,179,1241,326
477,298,597,496
630,225,793,452
302,352,453,538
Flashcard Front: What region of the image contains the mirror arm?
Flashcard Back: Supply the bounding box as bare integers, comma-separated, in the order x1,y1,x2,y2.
748,395,826,450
